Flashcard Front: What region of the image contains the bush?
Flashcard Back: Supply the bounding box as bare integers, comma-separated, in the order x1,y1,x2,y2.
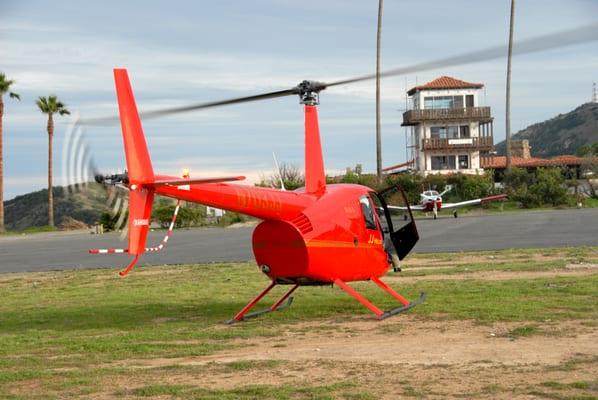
257,163,304,190
447,173,494,201
154,204,205,228
577,142,598,157
504,167,568,207
98,211,124,231
529,168,568,206
385,173,423,205
424,174,448,194
217,211,246,226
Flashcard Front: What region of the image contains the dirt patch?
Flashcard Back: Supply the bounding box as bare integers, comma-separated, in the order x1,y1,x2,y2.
97,318,598,399
125,318,597,370
565,262,598,270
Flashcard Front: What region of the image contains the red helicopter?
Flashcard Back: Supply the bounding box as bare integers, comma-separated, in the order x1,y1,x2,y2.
84,24,598,322
90,69,423,323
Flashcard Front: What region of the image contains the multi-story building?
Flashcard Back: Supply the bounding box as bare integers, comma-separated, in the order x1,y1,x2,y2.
402,76,494,175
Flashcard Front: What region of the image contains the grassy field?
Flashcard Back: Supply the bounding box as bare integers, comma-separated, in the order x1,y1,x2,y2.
1,246,597,399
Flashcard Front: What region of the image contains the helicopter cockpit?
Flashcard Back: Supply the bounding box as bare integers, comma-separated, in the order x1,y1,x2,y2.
370,186,419,263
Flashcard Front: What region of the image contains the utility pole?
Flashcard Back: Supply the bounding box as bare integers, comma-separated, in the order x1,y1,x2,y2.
375,0,384,183
505,0,515,171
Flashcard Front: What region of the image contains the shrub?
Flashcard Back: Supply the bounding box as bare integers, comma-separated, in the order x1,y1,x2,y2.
385,173,423,205
504,167,568,207
529,168,568,206
98,211,126,231
447,173,494,200
154,204,205,228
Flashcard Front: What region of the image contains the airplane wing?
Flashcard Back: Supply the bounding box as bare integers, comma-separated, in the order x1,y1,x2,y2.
441,194,507,210
387,204,426,211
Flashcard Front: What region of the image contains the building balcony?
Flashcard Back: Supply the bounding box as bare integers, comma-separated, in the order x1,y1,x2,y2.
422,136,493,151
402,107,492,126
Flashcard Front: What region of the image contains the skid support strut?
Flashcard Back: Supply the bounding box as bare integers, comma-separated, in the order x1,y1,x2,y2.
226,283,298,324
334,277,426,320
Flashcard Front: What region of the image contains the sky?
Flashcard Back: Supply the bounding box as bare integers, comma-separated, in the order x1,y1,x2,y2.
1,0,597,200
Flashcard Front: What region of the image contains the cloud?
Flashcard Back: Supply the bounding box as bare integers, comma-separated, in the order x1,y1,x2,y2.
2,1,597,200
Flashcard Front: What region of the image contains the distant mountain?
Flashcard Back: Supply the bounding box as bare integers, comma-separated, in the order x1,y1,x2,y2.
4,184,110,230
495,102,598,157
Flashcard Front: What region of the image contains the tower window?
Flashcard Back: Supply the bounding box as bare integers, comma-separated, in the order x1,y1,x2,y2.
423,96,464,109
431,155,456,170
458,155,469,169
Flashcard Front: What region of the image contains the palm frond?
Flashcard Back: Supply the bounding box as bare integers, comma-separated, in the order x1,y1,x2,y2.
0,72,17,94
36,94,69,115
9,92,20,101
36,96,50,113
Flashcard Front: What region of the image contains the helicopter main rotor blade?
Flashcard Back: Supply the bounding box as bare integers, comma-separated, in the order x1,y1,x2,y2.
80,22,598,126
81,88,296,125
326,22,598,88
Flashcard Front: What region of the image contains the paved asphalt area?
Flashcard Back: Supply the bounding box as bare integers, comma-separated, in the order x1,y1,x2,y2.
1,209,597,273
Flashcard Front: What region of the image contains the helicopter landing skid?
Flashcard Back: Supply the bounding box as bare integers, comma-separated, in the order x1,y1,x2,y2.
334,277,426,320
226,283,298,324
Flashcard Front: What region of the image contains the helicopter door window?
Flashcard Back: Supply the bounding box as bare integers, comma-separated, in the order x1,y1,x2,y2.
359,196,377,230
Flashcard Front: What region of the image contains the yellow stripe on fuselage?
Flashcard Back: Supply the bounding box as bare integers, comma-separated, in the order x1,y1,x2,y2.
305,239,382,249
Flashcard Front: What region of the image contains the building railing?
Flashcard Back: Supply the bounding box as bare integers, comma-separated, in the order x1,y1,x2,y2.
402,107,492,126
422,136,493,150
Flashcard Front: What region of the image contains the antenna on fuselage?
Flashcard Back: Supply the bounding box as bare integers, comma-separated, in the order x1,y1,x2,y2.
272,152,286,191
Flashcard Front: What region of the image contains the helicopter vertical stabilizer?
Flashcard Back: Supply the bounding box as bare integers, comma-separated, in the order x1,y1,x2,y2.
114,68,155,261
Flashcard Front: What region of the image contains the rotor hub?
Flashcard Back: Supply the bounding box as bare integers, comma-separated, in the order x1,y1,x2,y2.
294,80,326,106
95,171,129,186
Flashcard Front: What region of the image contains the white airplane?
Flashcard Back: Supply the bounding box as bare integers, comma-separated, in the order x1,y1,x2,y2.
390,188,507,219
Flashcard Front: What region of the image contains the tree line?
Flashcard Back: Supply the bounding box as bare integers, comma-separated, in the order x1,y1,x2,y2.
260,161,597,209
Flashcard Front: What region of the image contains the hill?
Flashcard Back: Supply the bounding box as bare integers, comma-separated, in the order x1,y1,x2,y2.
495,102,598,157
4,184,110,231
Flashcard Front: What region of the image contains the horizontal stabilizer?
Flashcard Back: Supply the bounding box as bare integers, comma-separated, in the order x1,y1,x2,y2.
150,175,245,188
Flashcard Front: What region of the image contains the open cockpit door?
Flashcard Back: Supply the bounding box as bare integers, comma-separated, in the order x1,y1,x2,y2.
371,185,419,260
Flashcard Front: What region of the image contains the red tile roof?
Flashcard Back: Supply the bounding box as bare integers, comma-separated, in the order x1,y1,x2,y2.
382,159,414,172
407,76,483,95
481,155,594,169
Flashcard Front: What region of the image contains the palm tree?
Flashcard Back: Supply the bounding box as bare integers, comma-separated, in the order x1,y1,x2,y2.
36,96,70,227
0,73,20,233
505,0,516,170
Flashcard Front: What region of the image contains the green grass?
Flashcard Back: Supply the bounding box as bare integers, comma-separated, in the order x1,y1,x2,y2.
526,380,598,400
508,325,541,338
0,248,596,398
583,197,598,208
0,225,59,236
401,260,568,277
542,381,594,390
408,245,598,261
